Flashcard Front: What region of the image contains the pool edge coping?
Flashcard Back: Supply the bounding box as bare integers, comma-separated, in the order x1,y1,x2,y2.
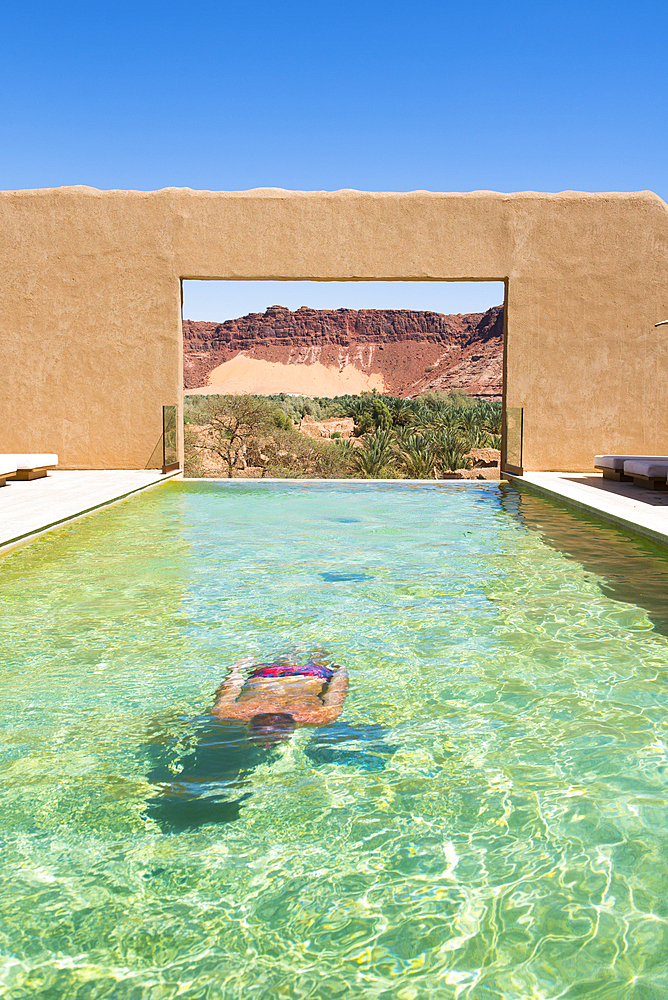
0,470,182,556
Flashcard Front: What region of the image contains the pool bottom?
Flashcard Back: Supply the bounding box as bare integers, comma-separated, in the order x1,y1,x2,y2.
0,481,667,999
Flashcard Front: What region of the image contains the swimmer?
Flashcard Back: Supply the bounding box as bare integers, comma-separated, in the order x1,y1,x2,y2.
212,656,349,745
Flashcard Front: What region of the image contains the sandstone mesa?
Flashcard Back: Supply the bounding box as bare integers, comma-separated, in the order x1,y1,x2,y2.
183,304,503,398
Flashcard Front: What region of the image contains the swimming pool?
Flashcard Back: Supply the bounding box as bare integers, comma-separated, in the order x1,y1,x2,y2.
1,481,668,999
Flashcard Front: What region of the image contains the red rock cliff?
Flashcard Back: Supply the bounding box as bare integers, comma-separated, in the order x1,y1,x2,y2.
183,303,503,397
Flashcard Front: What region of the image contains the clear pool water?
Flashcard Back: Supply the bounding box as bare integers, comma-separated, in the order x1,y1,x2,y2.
1,481,668,999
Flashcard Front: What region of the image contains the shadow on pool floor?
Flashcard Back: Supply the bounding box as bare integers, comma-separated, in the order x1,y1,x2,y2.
142,717,396,832
513,491,668,637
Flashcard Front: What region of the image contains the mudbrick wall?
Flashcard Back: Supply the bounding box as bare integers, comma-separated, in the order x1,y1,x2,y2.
2,187,667,469
183,304,504,398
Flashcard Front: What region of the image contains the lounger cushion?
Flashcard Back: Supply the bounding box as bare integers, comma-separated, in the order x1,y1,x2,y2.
0,457,18,477
594,454,668,471
11,454,58,469
624,460,668,479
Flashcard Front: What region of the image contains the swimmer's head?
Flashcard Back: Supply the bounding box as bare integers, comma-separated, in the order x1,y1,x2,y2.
248,712,296,748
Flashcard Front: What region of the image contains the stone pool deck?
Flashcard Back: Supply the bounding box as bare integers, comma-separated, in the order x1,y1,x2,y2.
0,470,181,553
504,471,668,548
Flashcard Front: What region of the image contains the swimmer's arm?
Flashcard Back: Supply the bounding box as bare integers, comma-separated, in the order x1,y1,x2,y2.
321,666,348,710
213,657,253,705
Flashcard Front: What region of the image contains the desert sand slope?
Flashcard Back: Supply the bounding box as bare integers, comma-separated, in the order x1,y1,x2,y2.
184,353,385,397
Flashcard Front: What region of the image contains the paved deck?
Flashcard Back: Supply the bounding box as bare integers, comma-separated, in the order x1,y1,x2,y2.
504,471,668,547
0,470,180,553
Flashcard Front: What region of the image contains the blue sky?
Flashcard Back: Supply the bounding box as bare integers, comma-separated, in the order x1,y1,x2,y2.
4,0,665,318
182,280,505,321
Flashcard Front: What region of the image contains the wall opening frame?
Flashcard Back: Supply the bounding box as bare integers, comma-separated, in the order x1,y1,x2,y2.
179,274,511,473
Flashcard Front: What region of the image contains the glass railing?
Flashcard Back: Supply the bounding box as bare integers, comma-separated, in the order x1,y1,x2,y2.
504,406,523,471
162,405,179,473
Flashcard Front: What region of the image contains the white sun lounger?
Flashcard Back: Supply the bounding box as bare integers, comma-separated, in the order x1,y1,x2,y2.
594,455,668,482
0,457,18,487
5,454,58,481
623,459,668,490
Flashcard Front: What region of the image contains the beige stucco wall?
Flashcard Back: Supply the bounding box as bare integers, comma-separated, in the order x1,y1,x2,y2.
1,186,666,470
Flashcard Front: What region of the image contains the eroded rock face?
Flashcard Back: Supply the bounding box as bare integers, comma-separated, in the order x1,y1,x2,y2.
299,416,356,440
467,448,501,468
183,304,503,398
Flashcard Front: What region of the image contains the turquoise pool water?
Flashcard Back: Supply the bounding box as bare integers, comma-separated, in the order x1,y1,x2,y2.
1,481,668,999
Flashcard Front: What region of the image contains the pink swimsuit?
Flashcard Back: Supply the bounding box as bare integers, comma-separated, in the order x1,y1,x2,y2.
249,663,336,682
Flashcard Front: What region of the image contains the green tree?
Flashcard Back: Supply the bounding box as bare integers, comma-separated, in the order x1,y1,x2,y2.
183,424,203,477
200,395,282,477
385,396,414,427
431,430,472,474
396,433,437,478
352,429,396,478
352,396,393,436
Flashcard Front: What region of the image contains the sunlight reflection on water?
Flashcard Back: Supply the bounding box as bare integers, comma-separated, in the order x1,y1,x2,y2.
0,482,667,998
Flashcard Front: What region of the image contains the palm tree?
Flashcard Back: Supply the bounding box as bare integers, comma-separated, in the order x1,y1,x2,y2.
431,406,463,432
352,429,396,478
385,397,414,427
464,424,491,449
458,408,480,434
477,401,502,435
332,439,355,460
396,433,437,478
431,430,471,473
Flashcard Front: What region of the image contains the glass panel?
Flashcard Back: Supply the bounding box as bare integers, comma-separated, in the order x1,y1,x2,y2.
505,406,523,468
162,405,178,468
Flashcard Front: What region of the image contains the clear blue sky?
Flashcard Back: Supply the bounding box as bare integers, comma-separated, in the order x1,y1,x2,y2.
3,0,665,197
182,280,505,321
4,0,665,318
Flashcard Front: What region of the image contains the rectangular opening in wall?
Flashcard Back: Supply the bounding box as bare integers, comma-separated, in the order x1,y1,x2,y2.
181,279,506,479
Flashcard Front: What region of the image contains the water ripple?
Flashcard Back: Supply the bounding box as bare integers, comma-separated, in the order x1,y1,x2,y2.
0,483,668,997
